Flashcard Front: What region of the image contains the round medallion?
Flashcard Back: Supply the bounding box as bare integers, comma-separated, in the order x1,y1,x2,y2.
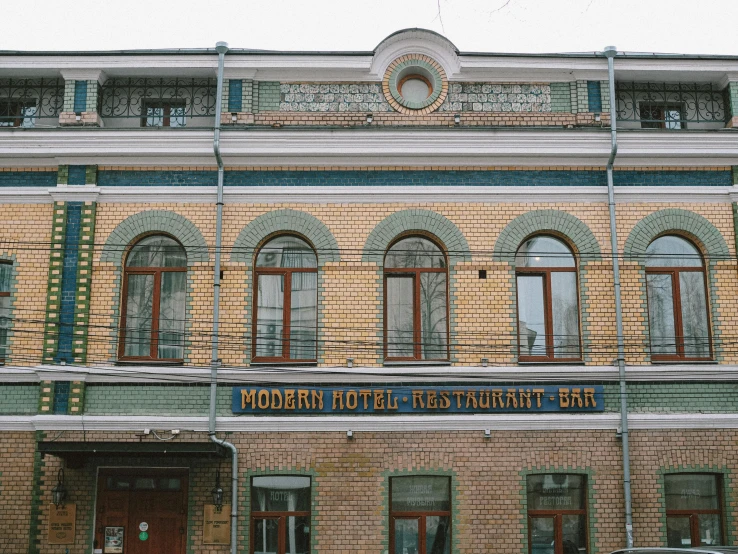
383,55,448,114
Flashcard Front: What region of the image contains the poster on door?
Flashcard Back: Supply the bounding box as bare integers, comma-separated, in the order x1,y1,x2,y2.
48,504,76,544
104,526,124,553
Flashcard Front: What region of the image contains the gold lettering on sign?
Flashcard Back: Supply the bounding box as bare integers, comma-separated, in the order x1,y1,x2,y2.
360,390,372,410
439,391,450,409
257,390,270,409
452,390,464,408
332,390,344,410
285,390,296,410
465,390,478,409
519,389,532,409
559,388,570,408
570,388,583,408
346,390,358,410
387,390,399,410
492,389,503,408
311,390,324,410
241,389,255,409
506,389,518,408
479,390,490,409
271,389,283,409
427,390,438,408
412,390,424,409
48,503,76,545
374,390,385,410
584,388,596,408
532,389,544,408
298,390,309,409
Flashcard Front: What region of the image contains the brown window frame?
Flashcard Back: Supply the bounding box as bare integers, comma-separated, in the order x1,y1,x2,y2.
389,476,452,554
251,236,318,363
645,238,712,362
118,238,186,363
665,473,724,547
527,474,589,554
0,261,11,364
249,475,311,554
516,237,582,363
0,100,36,128
140,99,186,127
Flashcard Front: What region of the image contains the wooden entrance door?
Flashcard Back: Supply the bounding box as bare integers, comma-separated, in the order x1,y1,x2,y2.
95,469,188,554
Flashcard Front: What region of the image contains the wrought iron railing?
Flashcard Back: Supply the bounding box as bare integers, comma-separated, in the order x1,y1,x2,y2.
616,82,727,128
99,78,217,126
0,78,64,128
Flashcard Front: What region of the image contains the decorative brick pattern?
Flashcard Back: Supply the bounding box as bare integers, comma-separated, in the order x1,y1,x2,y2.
550,82,572,112
42,202,68,364
0,383,39,414
70,202,96,369
280,83,390,112
440,83,551,113
0,170,56,187
383,55,448,114
84,383,230,416
257,81,281,112
575,80,589,112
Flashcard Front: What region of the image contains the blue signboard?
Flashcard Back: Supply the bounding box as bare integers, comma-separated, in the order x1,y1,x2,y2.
232,385,604,415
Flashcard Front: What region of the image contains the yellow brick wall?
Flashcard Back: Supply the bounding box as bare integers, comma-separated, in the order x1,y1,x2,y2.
86,202,736,367
0,204,53,366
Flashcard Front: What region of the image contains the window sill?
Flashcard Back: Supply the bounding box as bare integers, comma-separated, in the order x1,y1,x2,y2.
650,359,717,365
249,362,318,367
383,360,451,367
517,361,586,366
115,360,184,367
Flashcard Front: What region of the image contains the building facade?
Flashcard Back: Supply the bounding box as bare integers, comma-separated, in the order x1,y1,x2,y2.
1,28,738,554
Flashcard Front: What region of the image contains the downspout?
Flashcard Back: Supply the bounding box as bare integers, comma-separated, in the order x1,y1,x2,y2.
209,40,238,554
604,45,634,548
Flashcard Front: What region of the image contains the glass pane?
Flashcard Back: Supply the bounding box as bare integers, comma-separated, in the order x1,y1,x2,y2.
646,236,702,268
527,475,586,511
665,475,720,510
256,236,317,268
127,236,186,268
647,273,676,355
665,108,683,130
679,272,710,358
289,272,317,359
530,517,555,554
551,272,580,358
426,516,450,554
387,276,414,358
394,518,419,554
391,476,450,512
666,516,692,547
386,237,445,269
516,236,575,268
251,476,311,512
169,104,186,127
253,517,279,554
517,276,546,357
562,514,587,554
123,274,154,357
420,273,447,360
255,274,284,358
158,271,186,359
0,263,11,291
699,514,722,546
285,516,310,554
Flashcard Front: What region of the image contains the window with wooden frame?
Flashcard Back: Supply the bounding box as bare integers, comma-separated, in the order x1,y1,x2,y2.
665,474,724,547
645,235,711,361
527,474,588,554
384,236,448,361
0,100,37,127
0,262,11,363
251,475,311,554
253,235,317,363
639,102,686,129
119,235,186,362
390,476,451,554
141,99,186,127
516,236,581,362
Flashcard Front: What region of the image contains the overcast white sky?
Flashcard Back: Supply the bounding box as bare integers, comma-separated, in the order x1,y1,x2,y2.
3,0,737,55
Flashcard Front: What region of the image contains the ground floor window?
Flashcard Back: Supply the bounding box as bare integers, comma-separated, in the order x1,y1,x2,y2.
665,473,723,547
390,475,451,554
527,474,588,554
251,475,311,554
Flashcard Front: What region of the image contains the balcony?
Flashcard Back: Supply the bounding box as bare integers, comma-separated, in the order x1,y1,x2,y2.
0,78,64,128
616,82,728,130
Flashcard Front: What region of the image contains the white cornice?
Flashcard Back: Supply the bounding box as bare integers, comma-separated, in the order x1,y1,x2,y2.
5,363,738,384
48,185,101,202
3,412,738,432
59,69,107,84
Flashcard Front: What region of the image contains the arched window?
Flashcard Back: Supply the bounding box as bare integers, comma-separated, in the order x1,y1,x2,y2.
384,236,448,361
516,236,581,361
119,235,187,361
253,235,317,362
645,235,710,360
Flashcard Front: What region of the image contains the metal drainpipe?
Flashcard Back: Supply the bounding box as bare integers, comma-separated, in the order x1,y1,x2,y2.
209,40,238,554
604,45,634,548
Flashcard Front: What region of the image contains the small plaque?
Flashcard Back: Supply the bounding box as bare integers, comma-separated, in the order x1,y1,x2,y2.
139,522,148,532
104,526,124,553
203,504,231,545
139,531,148,541
48,504,76,545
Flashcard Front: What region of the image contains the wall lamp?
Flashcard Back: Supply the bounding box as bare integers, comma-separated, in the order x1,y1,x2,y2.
481,358,488,367
347,430,354,440
366,113,373,124
52,468,68,507
484,429,491,439
346,358,354,368
211,469,224,512
454,114,461,125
